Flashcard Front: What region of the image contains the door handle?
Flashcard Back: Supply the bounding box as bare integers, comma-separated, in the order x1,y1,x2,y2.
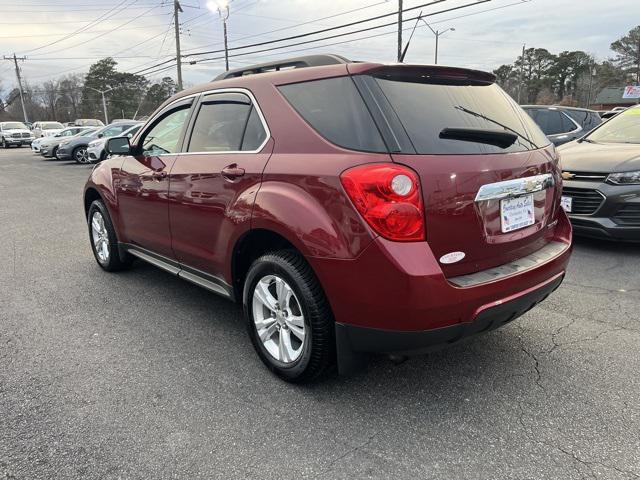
221,164,245,181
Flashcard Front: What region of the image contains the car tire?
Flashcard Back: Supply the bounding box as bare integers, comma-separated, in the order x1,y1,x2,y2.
87,200,133,272
51,146,58,159
73,146,89,164
1,138,8,148
243,250,334,383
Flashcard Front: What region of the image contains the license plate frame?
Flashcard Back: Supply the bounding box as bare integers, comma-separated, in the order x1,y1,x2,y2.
500,194,535,233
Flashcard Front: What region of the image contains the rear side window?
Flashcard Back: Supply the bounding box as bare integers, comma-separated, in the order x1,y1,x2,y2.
188,93,266,152
278,77,386,152
375,78,549,154
529,109,568,136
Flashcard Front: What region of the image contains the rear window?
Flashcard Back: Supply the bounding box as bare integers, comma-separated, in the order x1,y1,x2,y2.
278,76,386,152
375,78,549,154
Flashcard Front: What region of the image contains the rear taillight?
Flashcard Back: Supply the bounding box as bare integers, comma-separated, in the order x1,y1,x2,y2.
340,164,425,242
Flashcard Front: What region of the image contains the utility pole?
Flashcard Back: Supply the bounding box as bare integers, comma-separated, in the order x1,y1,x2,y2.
3,54,28,123
88,87,113,124
420,20,455,65
220,5,230,71
587,65,596,108
397,0,403,62
517,44,525,104
174,0,183,90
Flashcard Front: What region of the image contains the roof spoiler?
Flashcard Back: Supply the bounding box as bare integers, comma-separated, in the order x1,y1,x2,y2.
347,63,496,85
214,54,352,81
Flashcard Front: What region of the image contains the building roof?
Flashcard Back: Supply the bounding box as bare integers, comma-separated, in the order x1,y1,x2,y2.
593,87,638,106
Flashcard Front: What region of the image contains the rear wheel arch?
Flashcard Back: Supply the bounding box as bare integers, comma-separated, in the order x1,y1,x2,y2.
231,228,303,302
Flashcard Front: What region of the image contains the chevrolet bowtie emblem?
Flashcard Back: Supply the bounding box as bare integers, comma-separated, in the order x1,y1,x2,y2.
562,172,576,180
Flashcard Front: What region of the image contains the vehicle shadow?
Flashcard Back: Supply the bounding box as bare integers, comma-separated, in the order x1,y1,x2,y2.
571,235,640,253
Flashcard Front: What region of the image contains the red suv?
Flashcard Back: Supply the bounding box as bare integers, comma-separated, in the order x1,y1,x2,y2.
84,55,572,382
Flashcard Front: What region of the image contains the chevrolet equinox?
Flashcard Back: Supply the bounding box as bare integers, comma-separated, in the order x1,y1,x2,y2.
84,55,572,382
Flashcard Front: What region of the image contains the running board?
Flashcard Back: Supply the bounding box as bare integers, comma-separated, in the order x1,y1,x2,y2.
123,244,234,300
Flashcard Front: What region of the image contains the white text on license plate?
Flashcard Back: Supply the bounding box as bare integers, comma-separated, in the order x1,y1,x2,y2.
560,196,572,213
501,194,535,233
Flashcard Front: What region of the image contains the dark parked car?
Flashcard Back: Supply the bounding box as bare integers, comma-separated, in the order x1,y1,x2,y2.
523,106,602,146
57,122,139,163
84,55,572,382
558,105,640,241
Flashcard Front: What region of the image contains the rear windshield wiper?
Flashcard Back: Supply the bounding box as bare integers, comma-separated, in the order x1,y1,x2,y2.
454,105,540,150
440,128,518,149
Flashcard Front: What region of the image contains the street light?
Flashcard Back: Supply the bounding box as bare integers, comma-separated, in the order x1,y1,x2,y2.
206,0,230,71
420,19,455,65
88,86,113,125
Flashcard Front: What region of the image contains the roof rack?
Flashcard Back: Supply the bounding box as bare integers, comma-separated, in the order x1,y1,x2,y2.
213,54,352,81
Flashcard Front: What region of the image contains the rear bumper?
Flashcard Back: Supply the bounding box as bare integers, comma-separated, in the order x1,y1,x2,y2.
336,272,564,355
312,211,571,333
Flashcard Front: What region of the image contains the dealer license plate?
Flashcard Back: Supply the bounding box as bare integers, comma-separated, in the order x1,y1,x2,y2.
501,194,535,233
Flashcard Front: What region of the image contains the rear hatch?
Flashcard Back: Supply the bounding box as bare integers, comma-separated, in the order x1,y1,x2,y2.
350,65,562,278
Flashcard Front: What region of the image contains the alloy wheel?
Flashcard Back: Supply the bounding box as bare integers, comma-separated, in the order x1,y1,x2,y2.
91,211,110,263
252,275,306,364
75,147,89,163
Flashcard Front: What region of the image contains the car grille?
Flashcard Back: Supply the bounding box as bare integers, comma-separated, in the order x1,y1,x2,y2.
612,205,640,226
562,171,608,182
561,187,605,215
21,132,30,138
11,133,20,138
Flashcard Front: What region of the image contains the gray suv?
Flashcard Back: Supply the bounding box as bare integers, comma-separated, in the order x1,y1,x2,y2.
522,106,602,146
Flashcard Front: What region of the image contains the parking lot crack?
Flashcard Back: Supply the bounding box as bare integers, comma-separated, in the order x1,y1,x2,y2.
312,431,380,478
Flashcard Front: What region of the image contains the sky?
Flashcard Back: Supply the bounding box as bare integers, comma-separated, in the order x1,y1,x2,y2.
0,0,637,96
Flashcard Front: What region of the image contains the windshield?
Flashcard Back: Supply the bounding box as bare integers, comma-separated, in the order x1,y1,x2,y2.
3,122,28,130
587,108,640,144
43,122,63,130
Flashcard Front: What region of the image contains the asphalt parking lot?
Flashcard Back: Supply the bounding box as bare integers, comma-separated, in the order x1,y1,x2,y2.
1,147,639,480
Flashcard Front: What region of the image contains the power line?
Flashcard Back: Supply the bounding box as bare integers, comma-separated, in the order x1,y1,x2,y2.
17,0,133,54
0,23,174,39
186,1,488,62
184,0,447,57
182,0,388,53
188,0,528,67
132,0,452,74
28,3,165,57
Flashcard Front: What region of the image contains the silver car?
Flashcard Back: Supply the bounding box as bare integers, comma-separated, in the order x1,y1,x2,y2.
39,127,97,158
32,121,65,138
87,123,142,163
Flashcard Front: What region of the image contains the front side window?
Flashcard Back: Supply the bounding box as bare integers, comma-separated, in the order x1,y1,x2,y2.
141,106,190,155
187,93,266,152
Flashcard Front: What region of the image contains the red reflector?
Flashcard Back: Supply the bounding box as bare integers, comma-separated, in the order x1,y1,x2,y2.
340,164,425,242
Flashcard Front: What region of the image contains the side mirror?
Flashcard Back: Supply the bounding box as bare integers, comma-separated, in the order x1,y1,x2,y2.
97,133,104,138
106,136,131,155
54,133,61,137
